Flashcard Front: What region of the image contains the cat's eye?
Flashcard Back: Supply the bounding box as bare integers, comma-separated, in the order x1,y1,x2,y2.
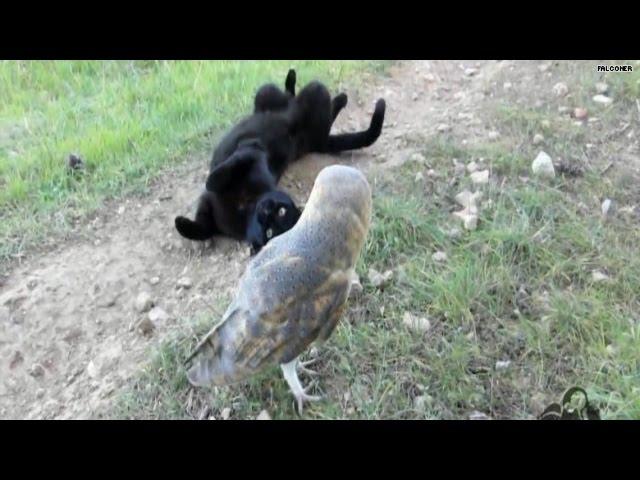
266,228,273,239
278,207,287,217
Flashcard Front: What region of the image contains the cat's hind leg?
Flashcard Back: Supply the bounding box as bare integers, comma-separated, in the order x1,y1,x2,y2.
254,84,291,113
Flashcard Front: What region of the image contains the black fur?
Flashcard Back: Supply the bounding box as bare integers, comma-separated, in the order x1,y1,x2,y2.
175,69,386,254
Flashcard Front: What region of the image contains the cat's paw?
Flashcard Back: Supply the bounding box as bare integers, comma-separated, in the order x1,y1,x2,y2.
334,93,348,110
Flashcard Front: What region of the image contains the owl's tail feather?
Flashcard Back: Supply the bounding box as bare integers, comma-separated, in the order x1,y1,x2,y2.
185,330,224,387
184,307,238,387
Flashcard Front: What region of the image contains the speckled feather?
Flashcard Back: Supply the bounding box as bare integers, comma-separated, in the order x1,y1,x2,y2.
186,165,372,387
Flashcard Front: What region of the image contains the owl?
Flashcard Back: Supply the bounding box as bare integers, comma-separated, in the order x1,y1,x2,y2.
185,165,372,413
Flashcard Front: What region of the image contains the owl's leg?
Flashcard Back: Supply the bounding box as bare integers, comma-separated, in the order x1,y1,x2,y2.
348,270,363,298
280,358,322,414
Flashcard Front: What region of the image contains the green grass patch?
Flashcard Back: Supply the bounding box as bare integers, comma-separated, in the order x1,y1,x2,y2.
0,60,382,261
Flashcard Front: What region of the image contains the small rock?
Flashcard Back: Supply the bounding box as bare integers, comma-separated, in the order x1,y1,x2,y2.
67,153,84,171
256,410,271,420
117,205,126,215
619,205,636,215
532,133,545,145
220,407,231,420
9,350,24,369
531,151,555,178
27,279,38,290
149,276,160,285
456,213,478,231
552,82,569,97
426,169,438,177
35,388,45,399
368,268,393,289
411,92,419,101
487,131,500,140
148,307,169,323
446,227,462,239
455,190,482,210
538,63,551,72
134,292,154,313
402,312,431,333
87,361,99,379
177,277,193,289
413,395,432,410
409,152,427,165
470,170,489,185
466,161,479,173
573,107,588,120
464,67,478,76
137,318,155,336
27,363,45,378
601,198,612,218
558,106,571,114
414,172,424,183
454,190,481,231
595,82,609,94
469,411,491,420
503,82,512,90
495,360,511,371
437,124,451,133
592,94,613,106
591,270,610,282
432,251,448,262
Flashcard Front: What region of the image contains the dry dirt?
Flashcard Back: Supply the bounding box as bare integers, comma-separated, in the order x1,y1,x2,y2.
0,60,560,419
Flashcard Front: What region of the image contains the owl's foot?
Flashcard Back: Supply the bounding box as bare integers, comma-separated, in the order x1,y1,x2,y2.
281,358,323,415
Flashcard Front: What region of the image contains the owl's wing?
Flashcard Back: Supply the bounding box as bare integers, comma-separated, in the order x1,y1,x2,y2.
186,255,352,386
235,264,352,368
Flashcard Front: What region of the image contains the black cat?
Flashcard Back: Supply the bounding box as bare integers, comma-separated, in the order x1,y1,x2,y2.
175,70,386,254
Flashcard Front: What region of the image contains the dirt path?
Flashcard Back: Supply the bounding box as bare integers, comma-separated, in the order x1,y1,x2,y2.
0,60,515,419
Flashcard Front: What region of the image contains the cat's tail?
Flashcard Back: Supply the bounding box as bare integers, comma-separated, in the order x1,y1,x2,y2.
325,99,386,153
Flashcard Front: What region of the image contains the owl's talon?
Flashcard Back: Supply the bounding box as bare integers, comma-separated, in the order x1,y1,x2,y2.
298,358,320,376
295,392,322,415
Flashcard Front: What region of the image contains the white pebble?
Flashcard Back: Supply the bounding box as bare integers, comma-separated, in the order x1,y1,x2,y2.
531,151,555,178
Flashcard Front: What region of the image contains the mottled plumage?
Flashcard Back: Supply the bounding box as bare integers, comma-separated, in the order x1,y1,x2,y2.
185,165,372,412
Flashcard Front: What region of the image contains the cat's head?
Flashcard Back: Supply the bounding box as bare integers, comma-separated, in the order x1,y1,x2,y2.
247,190,302,255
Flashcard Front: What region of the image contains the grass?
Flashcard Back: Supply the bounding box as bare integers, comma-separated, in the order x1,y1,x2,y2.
114,139,639,420
0,60,381,261
112,61,640,420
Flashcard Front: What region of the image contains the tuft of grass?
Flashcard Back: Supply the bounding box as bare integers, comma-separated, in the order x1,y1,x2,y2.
0,60,383,261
